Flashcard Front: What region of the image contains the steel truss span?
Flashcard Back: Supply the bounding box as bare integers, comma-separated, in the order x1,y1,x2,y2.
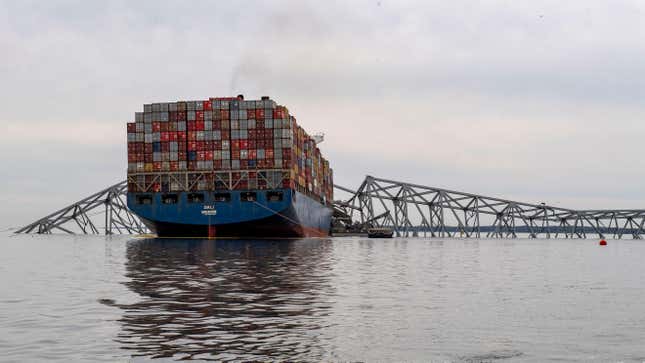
16,175,645,238
15,181,149,235
333,176,645,239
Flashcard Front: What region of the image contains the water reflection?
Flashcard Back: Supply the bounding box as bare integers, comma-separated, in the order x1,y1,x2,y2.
107,238,335,361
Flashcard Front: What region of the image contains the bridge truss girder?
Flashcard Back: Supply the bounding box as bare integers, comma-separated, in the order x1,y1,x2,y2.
15,181,149,235
334,176,645,239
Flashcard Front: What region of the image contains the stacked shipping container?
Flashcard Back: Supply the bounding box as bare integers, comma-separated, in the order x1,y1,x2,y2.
126,96,333,205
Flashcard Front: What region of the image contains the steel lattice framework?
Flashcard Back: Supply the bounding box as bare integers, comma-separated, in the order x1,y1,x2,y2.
333,176,645,239
15,181,149,235
16,176,645,238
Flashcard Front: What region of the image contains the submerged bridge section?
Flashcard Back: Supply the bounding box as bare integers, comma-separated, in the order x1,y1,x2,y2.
333,176,645,239
15,181,148,235
15,176,645,239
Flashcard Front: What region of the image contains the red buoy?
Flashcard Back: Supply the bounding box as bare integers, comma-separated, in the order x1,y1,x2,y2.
599,239,607,246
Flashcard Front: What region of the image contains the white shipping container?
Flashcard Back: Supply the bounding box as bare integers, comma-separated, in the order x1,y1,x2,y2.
187,111,196,121
144,134,153,143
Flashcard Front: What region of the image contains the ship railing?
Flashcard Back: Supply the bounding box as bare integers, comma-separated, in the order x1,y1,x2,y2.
126,169,292,192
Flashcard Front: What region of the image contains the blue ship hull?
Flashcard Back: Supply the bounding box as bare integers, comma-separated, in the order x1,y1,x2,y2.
127,189,332,238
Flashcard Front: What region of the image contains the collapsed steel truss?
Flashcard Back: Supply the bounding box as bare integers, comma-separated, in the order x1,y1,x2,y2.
16,175,645,238
15,181,148,235
334,176,645,239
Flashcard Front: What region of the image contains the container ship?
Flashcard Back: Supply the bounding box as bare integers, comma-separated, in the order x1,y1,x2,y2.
125,95,333,237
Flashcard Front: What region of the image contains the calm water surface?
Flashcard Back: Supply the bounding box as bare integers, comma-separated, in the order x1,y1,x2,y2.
1,234,645,362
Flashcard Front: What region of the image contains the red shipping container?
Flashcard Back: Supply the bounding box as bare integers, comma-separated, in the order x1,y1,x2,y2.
265,139,273,148
203,100,212,111
162,142,170,152
249,150,257,159
221,130,230,139
178,151,187,161
197,151,205,161
127,153,135,162
256,119,264,129
177,111,186,121
196,120,205,131
221,110,230,119
249,140,256,149
160,123,168,132
232,140,240,150
257,109,265,119
240,160,248,169
205,151,213,160
188,161,197,170
169,132,178,141
213,160,221,169
240,140,248,149
247,109,256,119
153,162,162,171
204,141,213,150
213,120,221,130
187,121,196,131
188,141,198,151
213,140,221,149
266,149,274,158
170,161,179,171
152,122,161,132
136,153,144,162
232,150,240,159
145,144,153,153
145,154,153,163
178,132,186,142
273,107,285,119
127,123,136,132
161,132,169,142
248,129,256,139
197,141,205,151
127,143,135,152
196,111,204,121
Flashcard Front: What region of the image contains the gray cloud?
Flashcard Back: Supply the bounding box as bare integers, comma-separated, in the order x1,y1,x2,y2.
2,0,645,229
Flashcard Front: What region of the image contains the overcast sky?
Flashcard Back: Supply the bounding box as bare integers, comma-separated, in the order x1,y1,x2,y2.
2,0,645,230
